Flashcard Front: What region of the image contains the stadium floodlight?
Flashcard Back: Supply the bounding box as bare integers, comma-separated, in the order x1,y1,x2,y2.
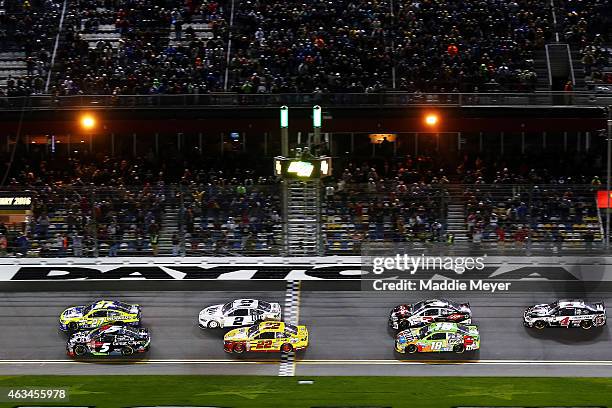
424,113,439,126
313,105,322,128
80,114,96,130
280,105,289,128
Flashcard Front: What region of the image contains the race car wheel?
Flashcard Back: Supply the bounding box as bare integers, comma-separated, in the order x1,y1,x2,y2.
280,343,293,352
533,320,547,330
398,321,410,330
73,344,87,356
68,322,79,332
232,343,245,354
121,346,135,356
580,319,593,330
406,344,418,354
207,320,220,329
453,344,465,354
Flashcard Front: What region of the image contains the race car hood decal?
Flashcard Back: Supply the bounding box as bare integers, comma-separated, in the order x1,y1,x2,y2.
61,306,85,320
396,328,419,342
224,327,249,341
201,305,222,317
391,305,411,318
526,304,551,316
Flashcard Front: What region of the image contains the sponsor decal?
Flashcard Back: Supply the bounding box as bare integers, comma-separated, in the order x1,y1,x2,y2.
0,192,32,210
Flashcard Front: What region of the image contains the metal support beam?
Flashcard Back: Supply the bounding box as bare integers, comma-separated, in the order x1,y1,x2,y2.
281,128,289,157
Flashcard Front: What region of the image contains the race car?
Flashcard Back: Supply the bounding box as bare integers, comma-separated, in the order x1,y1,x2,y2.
199,298,281,329
389,299,472,330
523,299,606,329
66,324,150,357
224,321,308,353
59,299,141,332
395,322,480,354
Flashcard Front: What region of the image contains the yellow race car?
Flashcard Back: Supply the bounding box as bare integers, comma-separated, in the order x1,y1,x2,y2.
224,321,308,353
59,300,141,332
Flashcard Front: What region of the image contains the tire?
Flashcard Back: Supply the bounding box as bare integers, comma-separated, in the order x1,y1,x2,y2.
281,343,293,353
406,344,418,354
453,344,465,354
121,346,134,356
207,320,220,329
68,322,79,332
580,319,593,330
232,343,245,354
534,320,547,330
73,344,87,356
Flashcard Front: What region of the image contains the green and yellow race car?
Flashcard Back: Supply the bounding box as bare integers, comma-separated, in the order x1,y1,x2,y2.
395,322,480,354
59,300,141,332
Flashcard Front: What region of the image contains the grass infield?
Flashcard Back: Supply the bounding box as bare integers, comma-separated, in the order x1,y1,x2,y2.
0,376,611,407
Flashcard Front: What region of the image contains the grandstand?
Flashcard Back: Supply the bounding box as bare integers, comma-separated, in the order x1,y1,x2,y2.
0,0,610,95
0,0,611,258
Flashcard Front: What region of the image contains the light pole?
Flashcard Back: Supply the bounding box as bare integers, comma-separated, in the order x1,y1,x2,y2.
280,105,289,157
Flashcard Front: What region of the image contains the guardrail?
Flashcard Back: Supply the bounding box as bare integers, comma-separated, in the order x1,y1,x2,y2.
0,92,610,110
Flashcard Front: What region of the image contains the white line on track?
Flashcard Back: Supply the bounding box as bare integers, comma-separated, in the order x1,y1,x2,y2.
4,359,612,366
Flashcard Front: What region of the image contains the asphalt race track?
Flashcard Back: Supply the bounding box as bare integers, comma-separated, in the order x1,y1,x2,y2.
2,281,612,376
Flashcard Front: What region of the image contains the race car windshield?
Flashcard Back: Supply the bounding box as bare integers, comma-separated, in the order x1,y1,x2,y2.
112,301,132,311
222,302,233,314
284,324,298,335
412,301,425,312
258,301,272,312
446,300,462,310
547,301,559,311
248,326,259,337
82,302,97,314
456,324,469,334
419,326,431,338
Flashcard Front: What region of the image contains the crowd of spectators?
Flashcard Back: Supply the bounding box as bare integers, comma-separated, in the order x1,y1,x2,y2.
323,157,450,252
51,0,229,95
461,158,603,248
178,172,281,255
1,155,169,257
9,0,612,95
558,0,612,88
229,0,394,94
0,0,62,96
0,154,283,257
393,0,552,92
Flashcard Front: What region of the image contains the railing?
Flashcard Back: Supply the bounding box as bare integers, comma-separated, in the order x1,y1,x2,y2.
0,183,608,258
0,91,611,110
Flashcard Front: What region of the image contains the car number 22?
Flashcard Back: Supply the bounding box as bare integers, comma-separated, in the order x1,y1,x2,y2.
256,340,273,349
